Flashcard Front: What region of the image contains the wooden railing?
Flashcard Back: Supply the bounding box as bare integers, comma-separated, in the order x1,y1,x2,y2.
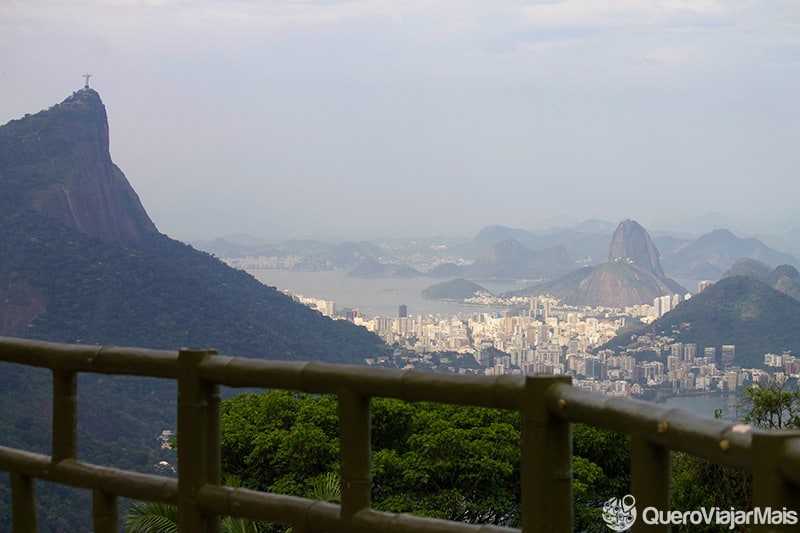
1,336,799,532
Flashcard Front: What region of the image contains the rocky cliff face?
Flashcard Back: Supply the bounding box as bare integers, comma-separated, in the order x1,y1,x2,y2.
518,219,684,307
559,261,676,307
608,219,666,279
0,88,384,360
0,89,158,244
0,89,388,532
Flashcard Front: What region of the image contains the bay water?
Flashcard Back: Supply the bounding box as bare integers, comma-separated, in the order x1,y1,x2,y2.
248,269,747,420
248,269,521,318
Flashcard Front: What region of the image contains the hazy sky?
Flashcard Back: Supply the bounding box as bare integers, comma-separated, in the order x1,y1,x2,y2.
2,1,799,241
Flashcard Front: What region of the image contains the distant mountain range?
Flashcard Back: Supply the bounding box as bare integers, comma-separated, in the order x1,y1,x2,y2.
346,257,423,278
423,227,800,364
204,235,389,271
462,224,799,284
464,239,575,280
658,229,799,281
504,220,685,307
199,221,800,289
465,222,613,265
206,213,800,311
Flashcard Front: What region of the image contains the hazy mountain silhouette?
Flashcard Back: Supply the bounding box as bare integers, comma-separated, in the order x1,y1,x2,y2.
427,262,469,278
467,222,611,267
660,228,799,281
722,259,800,301
465,238,574,280
346,257,423,278
196,236,388,270
509,220,684,307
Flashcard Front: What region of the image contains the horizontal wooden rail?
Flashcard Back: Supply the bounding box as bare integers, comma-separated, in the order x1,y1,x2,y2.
198,356,526,408
2,335,800,533
546,381,755,470
0,446,177,503
0,337,177,378
196,485,514,533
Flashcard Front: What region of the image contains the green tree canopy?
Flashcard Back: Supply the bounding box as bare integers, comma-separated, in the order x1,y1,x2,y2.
669,378,800,532
741,378,800,429
218,390,630,530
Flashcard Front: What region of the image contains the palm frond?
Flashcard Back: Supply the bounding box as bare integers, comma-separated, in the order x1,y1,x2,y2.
123,501,178,533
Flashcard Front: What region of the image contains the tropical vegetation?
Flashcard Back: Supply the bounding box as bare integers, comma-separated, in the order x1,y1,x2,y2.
123,378,800,532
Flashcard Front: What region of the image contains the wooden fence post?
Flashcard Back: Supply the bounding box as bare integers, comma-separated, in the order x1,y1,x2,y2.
521,375,573,532
11,472,37,532
178,348,220,533
751,431,800,532
338,389,372,521
93,490,118,533
630,434,670,533
52,370,77,463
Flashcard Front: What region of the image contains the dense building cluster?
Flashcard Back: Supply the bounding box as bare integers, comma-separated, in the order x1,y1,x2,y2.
285,290,784,398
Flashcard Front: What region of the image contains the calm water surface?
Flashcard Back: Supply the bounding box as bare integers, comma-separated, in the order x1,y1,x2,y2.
661,393,745,420
249,269,747,418
248,269,521,318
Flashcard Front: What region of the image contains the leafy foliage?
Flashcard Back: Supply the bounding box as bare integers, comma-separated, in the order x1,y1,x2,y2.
741,374,800,429
671,453,752,533
0,208,386,361
572,425,631,531
219,391,630,530
124,500,262,533
124,502,178,533
370,401,521,524
741,378,800,429
307,471,341,503
669,379,800,532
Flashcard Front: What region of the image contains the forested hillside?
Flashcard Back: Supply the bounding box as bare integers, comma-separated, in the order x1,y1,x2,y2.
0,88,386,531
606,276,800,367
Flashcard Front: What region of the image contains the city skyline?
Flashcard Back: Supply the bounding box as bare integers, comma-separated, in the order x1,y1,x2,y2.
2,1,799,240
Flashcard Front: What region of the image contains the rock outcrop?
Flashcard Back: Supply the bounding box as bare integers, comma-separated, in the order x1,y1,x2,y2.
558,261,676,307
0,88,158,244
511,220,684,307
0,88,385,362
608,219,666,279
